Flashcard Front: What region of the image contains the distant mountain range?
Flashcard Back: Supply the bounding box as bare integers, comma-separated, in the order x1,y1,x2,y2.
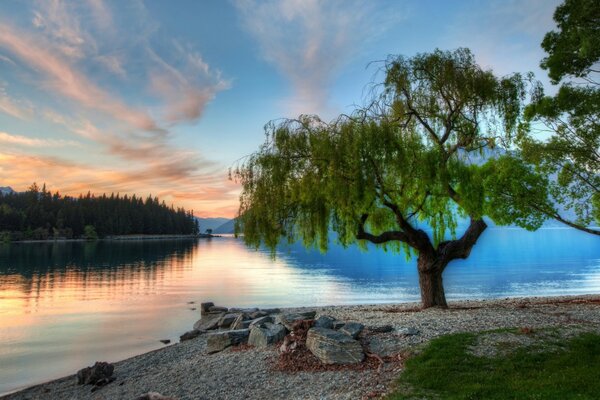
196,217,235,234
0,186,15,195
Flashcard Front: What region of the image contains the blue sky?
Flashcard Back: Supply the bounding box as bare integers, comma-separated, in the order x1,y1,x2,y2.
0,0,560,216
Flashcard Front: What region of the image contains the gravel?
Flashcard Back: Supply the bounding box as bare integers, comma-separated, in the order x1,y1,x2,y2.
3,295,600,400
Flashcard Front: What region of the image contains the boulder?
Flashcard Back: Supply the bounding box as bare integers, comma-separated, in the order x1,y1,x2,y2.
159,339,170,345
314,315,335,329
231,313,254,330
76,362,114,385
368,324,394,333
200,302,214,315
208,306,228,313
249,310,268,319
248,323,286,347
306,327,364,364
332,321,346,330
249,316,273,328
192,312,223,331
206,329,250,353
339,322,364,339
218,313,240,329
260,308,281,314
179,330,201,342
276,311,317,330
229,307,259,314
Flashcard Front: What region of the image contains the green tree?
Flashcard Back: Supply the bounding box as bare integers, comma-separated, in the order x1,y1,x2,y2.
83,225,98,241
234,49,548,308
519,0,600,234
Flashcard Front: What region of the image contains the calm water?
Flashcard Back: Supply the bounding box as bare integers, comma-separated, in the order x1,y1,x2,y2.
0,228,599,394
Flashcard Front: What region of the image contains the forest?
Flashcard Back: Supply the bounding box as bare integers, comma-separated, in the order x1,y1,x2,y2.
0,183,199,241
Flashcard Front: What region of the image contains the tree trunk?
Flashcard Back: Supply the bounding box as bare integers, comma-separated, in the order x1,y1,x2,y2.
417,256,447,308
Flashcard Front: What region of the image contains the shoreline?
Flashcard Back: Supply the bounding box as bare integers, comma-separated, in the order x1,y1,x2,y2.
2,234,220,244
2,294,599,399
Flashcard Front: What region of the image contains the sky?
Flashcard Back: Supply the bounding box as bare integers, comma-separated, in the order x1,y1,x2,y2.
0,0,561,217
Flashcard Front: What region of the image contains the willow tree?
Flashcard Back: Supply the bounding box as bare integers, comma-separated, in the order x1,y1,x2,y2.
234,49,548,308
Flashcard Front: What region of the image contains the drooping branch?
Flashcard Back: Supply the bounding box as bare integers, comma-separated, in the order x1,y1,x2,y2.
356,214,410,244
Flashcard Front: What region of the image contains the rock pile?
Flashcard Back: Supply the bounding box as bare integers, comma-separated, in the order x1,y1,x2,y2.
183,302,378,365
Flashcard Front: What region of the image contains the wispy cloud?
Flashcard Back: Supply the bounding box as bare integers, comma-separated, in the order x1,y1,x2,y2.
235,0,400,117
0,85,33,120
0,131,79,147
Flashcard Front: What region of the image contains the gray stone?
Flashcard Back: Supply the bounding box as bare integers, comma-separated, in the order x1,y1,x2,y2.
135,392,176,400
368,324,394,333
229,307,259,314
208,306,228,313
249,310,268,319
159,339,170,345
249,316,273,328
314,315,335,329
218,313,240,329
332,321,346,330
276,311,317,330
206,329,250,353
261,308,281,314
179,329,201,342
200,302,214,315
193,312,224,331
398,327,420,336
368,336,405,357
231,313,255,329
76,361,114,385
248,323,286,347
339,322,364,339
306,327,364,364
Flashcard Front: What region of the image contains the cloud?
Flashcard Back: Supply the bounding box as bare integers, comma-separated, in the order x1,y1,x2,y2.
0,131,79,147
0,85,33,120
235,0,398,117
0,23,162,133
148,44,230,124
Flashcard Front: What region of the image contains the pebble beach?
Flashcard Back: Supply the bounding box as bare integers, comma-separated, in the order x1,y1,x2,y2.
3,295,600,400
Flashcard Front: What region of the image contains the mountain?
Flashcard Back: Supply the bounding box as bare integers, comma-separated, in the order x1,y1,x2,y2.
213,219,235,234
0,186,15,195
196,217,231,233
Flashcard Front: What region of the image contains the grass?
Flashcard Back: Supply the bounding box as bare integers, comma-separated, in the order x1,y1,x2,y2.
388,330,600,400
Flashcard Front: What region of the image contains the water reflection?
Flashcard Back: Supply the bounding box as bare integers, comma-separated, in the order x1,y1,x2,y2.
0,228,599,394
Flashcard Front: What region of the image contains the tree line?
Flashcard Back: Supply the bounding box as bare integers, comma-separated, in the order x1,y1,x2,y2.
0,183,199,241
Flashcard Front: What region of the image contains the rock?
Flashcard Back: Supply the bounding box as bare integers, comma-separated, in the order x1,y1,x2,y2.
306,327,364,364
229,307,259,313
189,307,196,311
339,322,364,339
249,310,268,319
206,329,250,353
332,321,346,330
193,312,224,331
314,315,335,329
276,311,316,330
179,330,201,342
368,324,394,333
77,362,114,385
398,327,420,336
218,313,240,329
159,339,170,345
249,316,273,328
248,323,286,347
231,313,254,330
187,301,195,304
135,392,177,400
368,336,405,357
260,308,281,314
208,306,228,313
200,302,214,314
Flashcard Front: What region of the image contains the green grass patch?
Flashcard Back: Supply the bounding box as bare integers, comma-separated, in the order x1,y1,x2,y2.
388,331,600,400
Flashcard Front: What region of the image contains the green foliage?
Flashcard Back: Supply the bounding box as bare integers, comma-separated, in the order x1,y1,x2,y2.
388,332,600,399
83,225,98,240
519,0,600,231
234,49,542,255
541,0,600,84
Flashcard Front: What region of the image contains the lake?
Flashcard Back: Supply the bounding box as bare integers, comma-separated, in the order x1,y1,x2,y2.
0,227,599,394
